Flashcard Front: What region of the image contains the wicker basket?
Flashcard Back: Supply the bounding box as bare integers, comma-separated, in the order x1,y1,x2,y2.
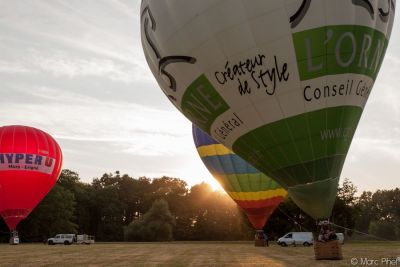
254,239,266,247
314,240,343,260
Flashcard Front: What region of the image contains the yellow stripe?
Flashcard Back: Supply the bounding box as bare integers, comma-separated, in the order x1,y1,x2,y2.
197,144,233,157
227,188,288,201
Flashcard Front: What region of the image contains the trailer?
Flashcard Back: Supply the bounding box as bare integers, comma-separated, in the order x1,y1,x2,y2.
76,234,95,245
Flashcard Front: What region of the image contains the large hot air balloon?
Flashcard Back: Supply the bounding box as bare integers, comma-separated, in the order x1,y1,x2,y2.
141,1,395,219
0,125,63,233
193,124,287,230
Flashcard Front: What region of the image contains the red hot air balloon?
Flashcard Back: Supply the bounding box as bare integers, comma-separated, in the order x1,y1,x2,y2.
0,125,63,232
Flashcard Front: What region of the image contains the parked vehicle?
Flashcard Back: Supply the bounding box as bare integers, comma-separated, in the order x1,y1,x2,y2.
277,232,314,247
76,234,95,245
47,234,76,245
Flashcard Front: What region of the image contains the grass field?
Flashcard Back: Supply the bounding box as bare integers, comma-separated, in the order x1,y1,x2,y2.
0,241,399,267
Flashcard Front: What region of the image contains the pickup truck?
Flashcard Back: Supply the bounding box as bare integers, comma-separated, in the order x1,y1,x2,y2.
47,234,95,245
47,234,76,245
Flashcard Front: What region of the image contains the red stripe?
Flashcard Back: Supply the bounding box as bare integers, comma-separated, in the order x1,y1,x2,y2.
235,196,284,209
235,196,285,230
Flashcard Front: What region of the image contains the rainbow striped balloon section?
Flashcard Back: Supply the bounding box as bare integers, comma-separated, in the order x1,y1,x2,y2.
193,125,287,229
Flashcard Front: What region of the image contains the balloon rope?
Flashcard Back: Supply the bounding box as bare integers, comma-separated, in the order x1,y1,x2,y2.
329,222,393,242
277,207,312,232
277,209,394,242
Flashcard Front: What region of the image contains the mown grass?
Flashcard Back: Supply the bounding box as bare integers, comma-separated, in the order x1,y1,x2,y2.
0,241,398,267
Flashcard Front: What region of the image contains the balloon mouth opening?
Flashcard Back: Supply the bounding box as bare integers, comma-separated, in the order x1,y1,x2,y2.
288,177,340,220
0,209,30,230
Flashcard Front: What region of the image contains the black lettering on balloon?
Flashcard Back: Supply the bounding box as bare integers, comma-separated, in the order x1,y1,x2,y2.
215,54,289,96
141,5,197,99
291,0,395,28
352,0,375,19
141,6,160,59
378,0,395,22
290,0,312,28
159,56,197,90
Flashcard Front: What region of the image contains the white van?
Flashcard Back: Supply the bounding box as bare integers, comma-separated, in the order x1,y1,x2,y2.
277,232,314,247
47,234,76,245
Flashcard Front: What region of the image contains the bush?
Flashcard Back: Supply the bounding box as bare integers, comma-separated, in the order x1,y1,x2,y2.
124,199,175,242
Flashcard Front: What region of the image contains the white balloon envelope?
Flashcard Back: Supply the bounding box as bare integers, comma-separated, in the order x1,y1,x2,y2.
141,0,395,219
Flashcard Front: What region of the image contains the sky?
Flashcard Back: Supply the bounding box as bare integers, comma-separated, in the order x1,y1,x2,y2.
0,1,399,193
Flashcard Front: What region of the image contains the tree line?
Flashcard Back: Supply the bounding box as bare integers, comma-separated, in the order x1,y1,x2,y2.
0,170,398,242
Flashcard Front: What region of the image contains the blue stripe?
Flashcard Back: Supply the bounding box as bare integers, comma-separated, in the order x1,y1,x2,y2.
201,154,259,174
192,124,218,147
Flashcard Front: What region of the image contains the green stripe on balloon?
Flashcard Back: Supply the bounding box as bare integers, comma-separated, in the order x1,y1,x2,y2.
232,105,362,186
233,105,362,219
210,172,284,193
181,75,229,132
293,25,389,81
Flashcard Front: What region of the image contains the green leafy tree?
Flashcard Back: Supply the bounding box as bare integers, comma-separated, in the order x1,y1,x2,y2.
369,221,397,240
332,178,359,236
184,183,252,241
58,169,95,235
18,185,77,241
125,199,175,241
356,188,400,240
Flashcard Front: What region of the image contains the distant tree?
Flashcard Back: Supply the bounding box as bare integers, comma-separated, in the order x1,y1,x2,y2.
125,199,175,241
9,168,398,243
57,169,94,235
184,183,252,241
58,169,81,191
356,188,400,240
355,191,374,233
369,221,397,240
18,185,77,241
0,217,9,243
92,184,124,241
331,178,359,236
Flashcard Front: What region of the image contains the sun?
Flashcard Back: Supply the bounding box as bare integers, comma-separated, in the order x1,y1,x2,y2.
178,153,226,192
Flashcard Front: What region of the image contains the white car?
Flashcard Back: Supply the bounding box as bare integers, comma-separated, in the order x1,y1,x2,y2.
47,234,76,245
277,232,314,247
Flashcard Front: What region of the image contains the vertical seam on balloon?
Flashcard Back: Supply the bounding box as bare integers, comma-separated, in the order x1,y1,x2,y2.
323,27,330,181
0,126,4,152
274,97,309,185
265,127,294,187
285,0,318,188
31,127,40,161
321,0,330,183
194,127,231,192
11,125,16,154
0,127,5,221
305,112,316,182
23,126,28,154
281,4,309,188
235,4,279,194
11,126,16,224
240,0,268,194
224,147,243,194
377,0,391,64
56,141,62,181
37,129,51,185
286,118,312,184
48,132,58,177
225,155,240,192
